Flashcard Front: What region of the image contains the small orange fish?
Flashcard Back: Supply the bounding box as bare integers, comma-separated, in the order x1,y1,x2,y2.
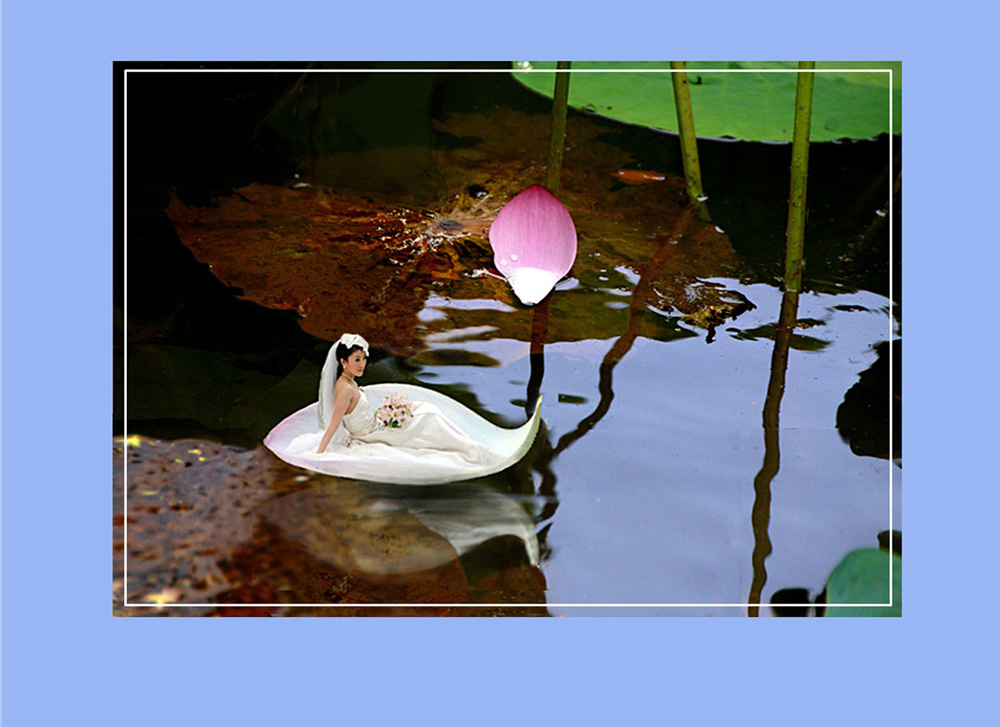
611,169,667,185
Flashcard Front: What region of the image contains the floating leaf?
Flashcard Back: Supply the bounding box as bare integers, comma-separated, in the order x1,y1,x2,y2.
825,548,901,617
114,436,287,610
166,107,753,357
166,185,449,350
837,340,901,459
513,62,900,142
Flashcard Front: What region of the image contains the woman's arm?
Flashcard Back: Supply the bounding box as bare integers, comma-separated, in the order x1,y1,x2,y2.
317,385,354,453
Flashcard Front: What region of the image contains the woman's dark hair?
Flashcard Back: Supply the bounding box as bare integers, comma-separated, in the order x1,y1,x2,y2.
336,343,366,378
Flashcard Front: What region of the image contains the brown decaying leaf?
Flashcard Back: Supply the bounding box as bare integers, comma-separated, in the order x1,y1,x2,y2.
165,107,752,357
114,436,548,616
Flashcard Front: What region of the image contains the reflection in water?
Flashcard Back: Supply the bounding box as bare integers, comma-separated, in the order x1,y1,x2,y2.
526,298,549,415
402,487,540,567
255,479,542,605
524,298,560,552
522,270,637,541
524,206,748,551
543,204,728,453
748,290,800,616
836,339,900,460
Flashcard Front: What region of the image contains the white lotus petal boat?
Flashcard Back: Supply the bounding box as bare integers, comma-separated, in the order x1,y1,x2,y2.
264,382,542,485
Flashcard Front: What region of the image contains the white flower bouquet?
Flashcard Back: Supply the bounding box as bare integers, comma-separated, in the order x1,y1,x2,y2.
376,393,413,429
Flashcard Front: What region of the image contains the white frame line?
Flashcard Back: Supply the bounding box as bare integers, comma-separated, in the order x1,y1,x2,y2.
120,64,898,612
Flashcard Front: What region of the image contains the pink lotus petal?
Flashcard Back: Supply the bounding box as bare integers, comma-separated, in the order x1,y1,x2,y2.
489,185,577,305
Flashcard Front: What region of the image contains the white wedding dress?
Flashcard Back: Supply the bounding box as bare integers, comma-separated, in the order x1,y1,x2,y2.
264,342,543,484
288,386,501,468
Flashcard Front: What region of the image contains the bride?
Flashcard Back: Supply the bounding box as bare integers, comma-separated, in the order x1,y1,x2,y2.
267,333,543,483
310,334,498,465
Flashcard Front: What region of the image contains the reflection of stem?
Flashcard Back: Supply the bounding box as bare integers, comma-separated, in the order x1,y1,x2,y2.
526,298,559,526
784,62,815,293
526,299,549,416
531,332,630,528
545,62,572,196
551,332,633,455
748,290,799,616
549,206,695,454
528,208,697,530
859,168,901,246
523,282,626,526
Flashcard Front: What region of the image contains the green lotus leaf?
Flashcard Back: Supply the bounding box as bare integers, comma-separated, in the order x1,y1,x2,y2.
512,61,900,142
825,548,902,617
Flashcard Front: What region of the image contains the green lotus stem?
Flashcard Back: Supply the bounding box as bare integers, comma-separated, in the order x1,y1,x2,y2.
670,61,709,220
545,61,571,195
785,62,815,293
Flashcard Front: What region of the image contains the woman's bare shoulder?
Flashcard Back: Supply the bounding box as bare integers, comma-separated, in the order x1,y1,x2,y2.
334,377,359,400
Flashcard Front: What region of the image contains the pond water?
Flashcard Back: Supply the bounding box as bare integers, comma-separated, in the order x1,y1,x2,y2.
116,64,900,616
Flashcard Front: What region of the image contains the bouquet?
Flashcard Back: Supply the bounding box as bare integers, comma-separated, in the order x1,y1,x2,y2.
376,393,413,429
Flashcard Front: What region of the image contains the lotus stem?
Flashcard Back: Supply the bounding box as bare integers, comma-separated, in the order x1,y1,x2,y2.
670,61,709,221
545,61,571,196
785,61,815,293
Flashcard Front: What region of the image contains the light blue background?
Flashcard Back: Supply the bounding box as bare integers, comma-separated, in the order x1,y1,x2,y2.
3,0,993,724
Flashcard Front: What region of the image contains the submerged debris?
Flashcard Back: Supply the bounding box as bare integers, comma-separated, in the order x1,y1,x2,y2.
114,435,549,616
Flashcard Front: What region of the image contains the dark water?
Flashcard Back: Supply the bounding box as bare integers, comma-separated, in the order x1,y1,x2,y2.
116,64,900,615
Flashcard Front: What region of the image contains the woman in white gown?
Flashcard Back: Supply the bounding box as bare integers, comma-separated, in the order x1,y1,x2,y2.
307,334,501,466
269,333,543,483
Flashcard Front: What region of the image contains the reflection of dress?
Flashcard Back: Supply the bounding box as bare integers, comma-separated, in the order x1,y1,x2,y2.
288,387,503,469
